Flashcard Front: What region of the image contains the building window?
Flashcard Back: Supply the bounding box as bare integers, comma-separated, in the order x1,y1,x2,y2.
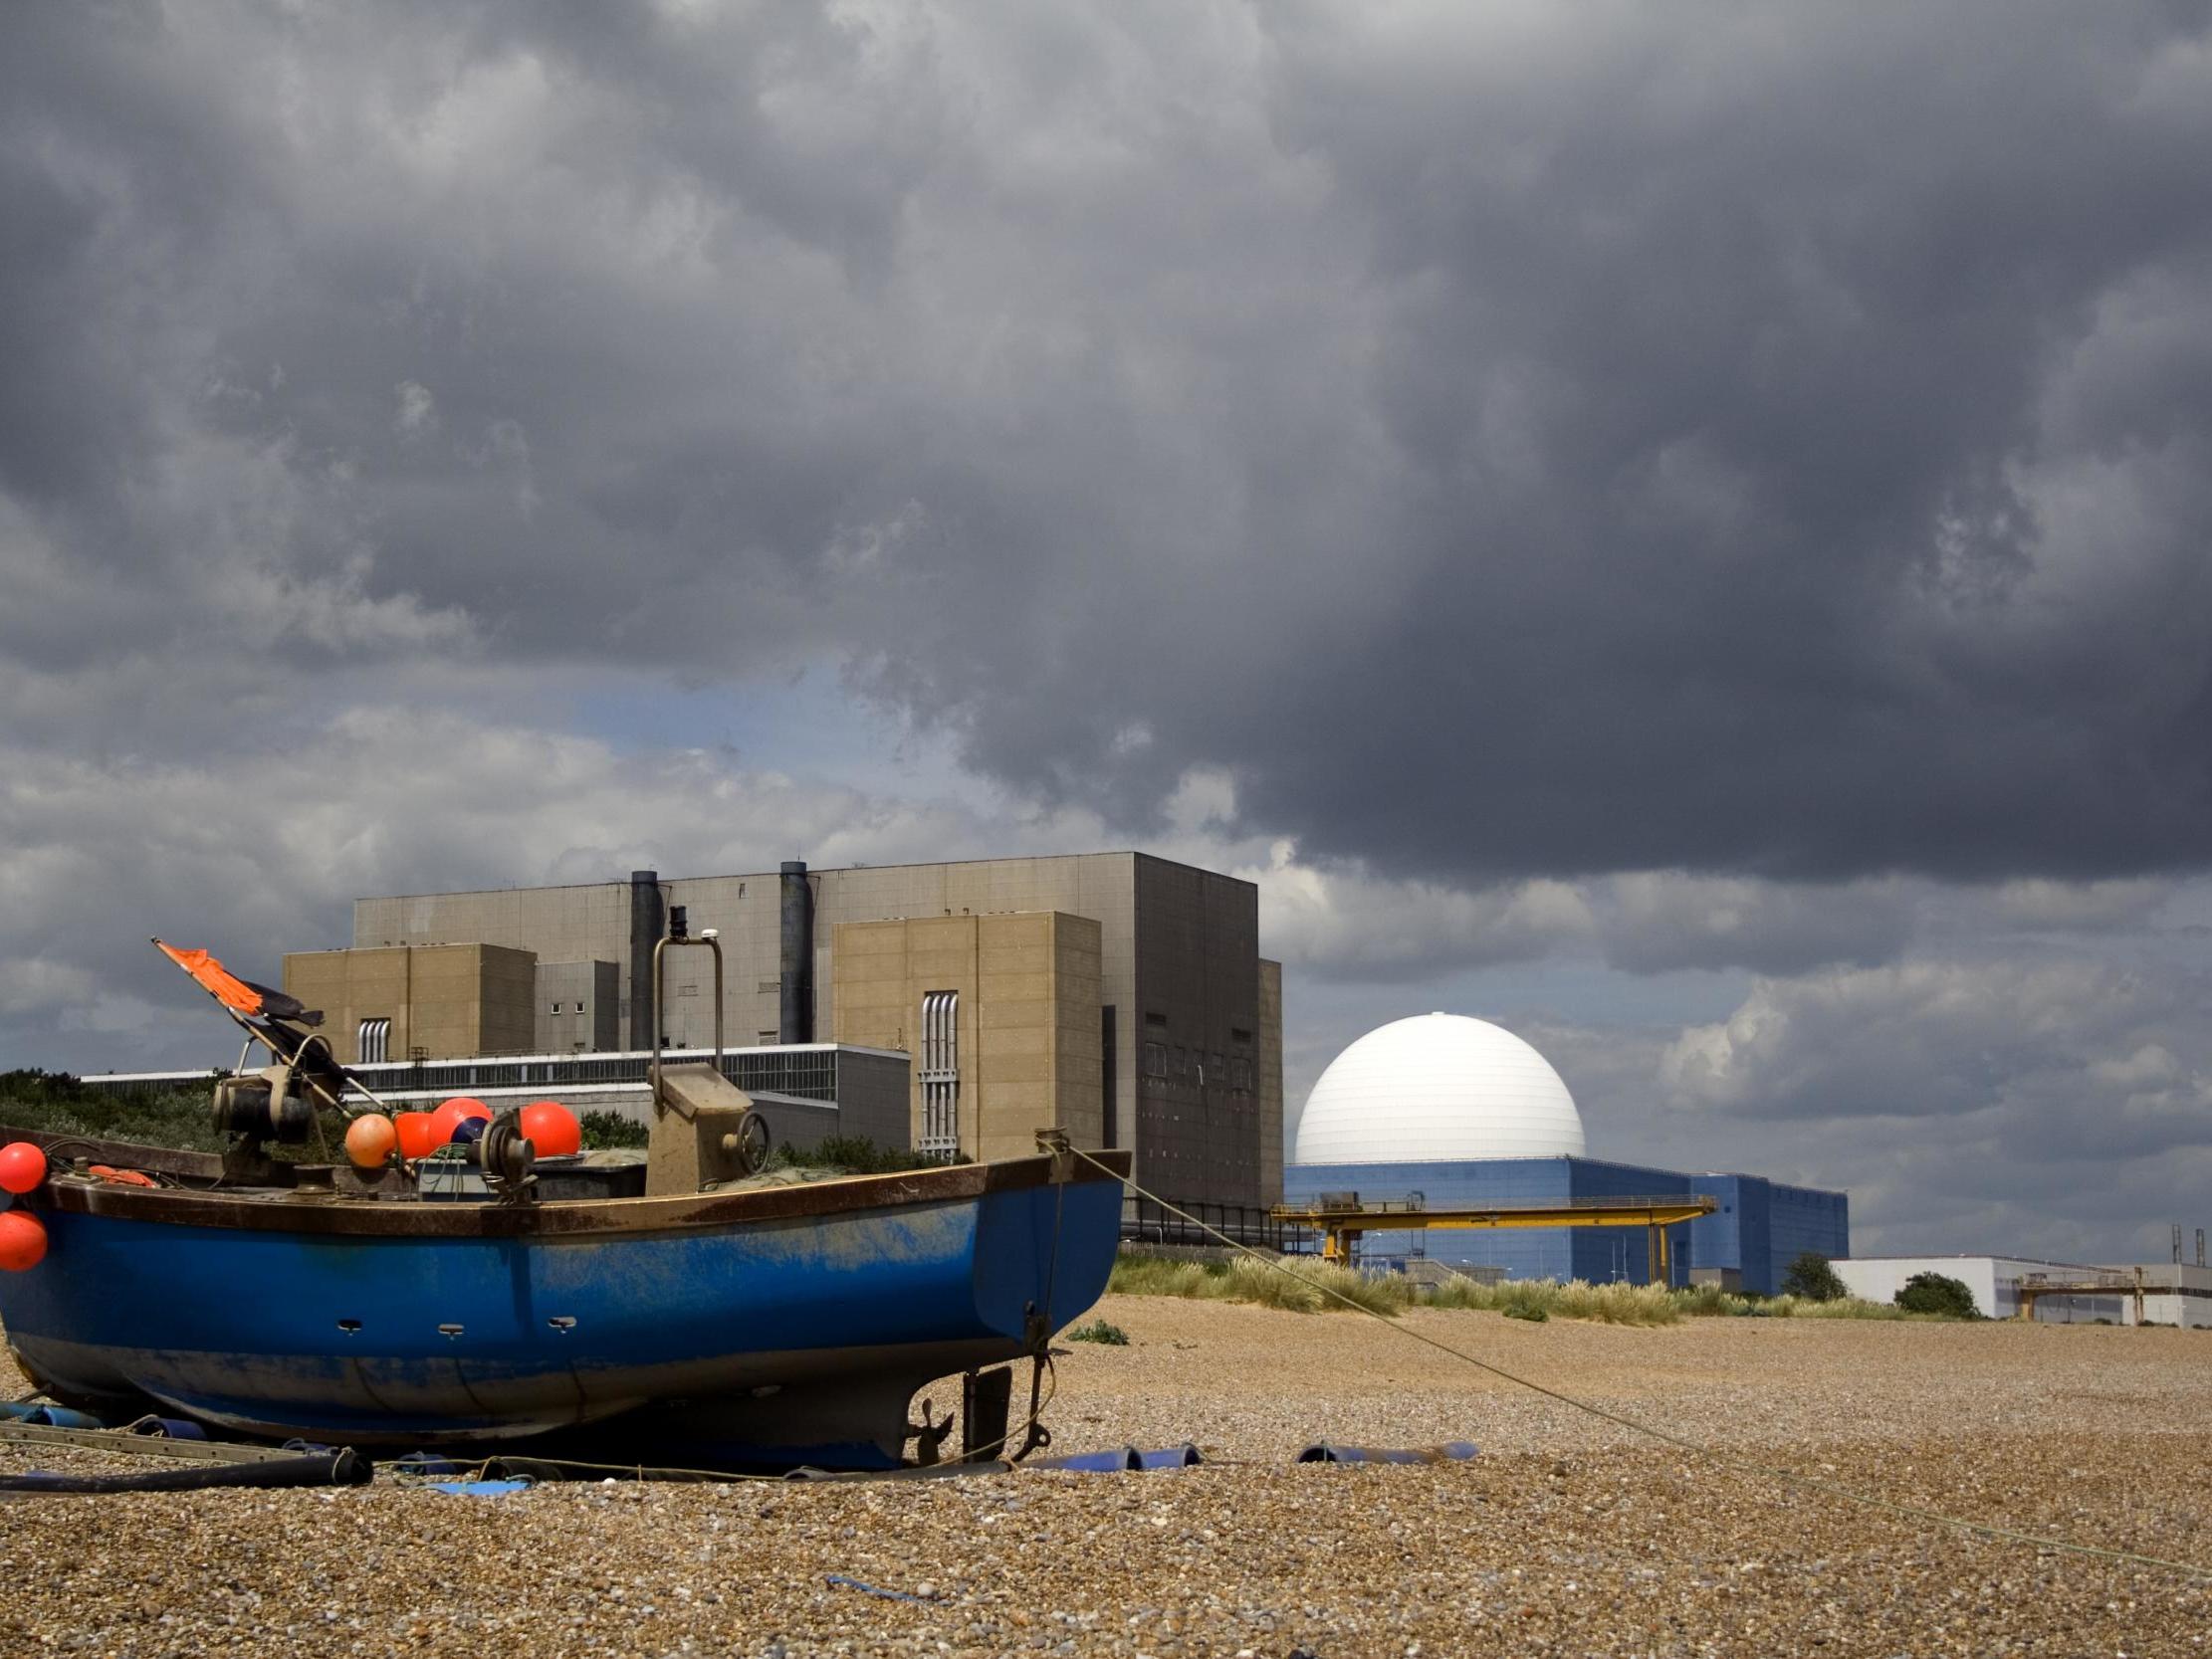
920,990,960,1157
1142,1042,1167,1079
357,1017,391,1065
550,1002,562,1016
1231,1027,1252,1047
574,1002,585,1013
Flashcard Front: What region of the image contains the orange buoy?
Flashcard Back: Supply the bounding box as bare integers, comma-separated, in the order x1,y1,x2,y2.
0,1210,47,1271
0,1141,46,1195
431,1097,492,1141
86,1165,158,1187
519,1101,582,1157
344,1114,398,1169
393,1112,442,1160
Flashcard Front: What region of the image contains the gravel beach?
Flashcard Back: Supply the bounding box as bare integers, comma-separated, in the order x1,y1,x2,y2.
4,1295,2208,1656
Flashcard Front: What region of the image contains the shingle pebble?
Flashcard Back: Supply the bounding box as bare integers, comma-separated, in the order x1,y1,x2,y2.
2,1296,2207,1656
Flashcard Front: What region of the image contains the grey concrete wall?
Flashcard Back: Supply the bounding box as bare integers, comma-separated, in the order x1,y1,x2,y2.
833,1048,915,1152
654,872,788,1051
745,1094,840,1156
1132,855,1263,1206
536,960,619,1053
354,880,638,1029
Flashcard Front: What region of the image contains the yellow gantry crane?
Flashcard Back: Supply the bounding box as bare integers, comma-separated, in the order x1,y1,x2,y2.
1270,1192,1719,1284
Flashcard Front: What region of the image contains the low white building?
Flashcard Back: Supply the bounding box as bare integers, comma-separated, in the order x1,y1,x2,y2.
1835,1255,2212,1327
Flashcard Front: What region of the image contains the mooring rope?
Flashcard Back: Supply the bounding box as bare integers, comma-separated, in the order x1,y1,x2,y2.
1074,1147,2212,1582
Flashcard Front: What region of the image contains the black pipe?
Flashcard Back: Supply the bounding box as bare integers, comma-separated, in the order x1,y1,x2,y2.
778,860,813,1044
0,1449,369,1493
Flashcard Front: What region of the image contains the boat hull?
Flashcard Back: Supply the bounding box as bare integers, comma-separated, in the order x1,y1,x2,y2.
0,1147,1125,1469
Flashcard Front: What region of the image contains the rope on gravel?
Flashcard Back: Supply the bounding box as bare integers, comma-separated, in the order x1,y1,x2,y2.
1078,1147,2212,1583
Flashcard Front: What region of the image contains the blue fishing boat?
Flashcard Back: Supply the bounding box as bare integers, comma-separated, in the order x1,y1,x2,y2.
0,932,1127,1470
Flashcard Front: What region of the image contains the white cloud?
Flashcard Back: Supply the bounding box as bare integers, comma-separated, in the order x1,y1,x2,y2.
394,380,439,437
1251,844,1595,980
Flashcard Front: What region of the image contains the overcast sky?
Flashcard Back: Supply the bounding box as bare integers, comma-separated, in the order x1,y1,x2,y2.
4,1,2209,1263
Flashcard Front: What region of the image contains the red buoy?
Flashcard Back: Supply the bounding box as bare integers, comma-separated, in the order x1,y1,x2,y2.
0,1141,46,1195
0,1210,47,1272
431,1098,492,1142
519,1101,582,1157
393,1112,442,1160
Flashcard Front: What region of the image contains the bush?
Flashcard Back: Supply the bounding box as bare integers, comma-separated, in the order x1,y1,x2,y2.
1895,1271,1981,1320
1502,1305,1548,1323
1066,1318,1129,1346
0,1070,226,1152
577,1109,650,1149
1781,1251,1848,1303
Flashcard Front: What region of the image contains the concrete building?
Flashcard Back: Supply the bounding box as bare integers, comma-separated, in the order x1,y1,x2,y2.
1284,1013,1849,1292
301,852,1280,1205
282,942,540,1064
1835,1256,2212,1326
831,912,1103,1166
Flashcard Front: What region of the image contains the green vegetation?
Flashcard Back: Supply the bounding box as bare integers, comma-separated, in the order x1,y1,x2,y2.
1104,1250,1965,1328
577,1109,649,1149
1781,1251,1849,1303
1895,1271,1982,1319
1426,1274,1682,1327
0,1069,225,1152
1109,1252,1416,1315
1066,1318,1130,1346
798,1134,966,1174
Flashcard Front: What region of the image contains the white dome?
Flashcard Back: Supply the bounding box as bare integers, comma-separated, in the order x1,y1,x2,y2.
1292,1012,1586,1165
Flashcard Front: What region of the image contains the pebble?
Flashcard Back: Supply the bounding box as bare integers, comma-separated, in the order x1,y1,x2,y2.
1,1298,2207,1655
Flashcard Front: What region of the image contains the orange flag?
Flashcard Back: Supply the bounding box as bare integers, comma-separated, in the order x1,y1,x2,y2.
152,938,270,1018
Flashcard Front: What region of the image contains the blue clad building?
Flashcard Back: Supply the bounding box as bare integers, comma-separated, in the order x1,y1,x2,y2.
1286,1014,1847,1295
1282,1155,1848,1294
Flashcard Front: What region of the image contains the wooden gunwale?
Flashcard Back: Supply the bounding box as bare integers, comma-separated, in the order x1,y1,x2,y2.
0,1126,1130,1240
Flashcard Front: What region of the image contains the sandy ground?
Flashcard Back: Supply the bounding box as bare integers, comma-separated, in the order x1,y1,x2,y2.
4,1294,2210,1656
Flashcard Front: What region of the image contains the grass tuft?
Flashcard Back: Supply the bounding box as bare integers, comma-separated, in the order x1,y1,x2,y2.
1107,1252,1414,1316
1105,1252,1980,1327
1425,1275,1683,1327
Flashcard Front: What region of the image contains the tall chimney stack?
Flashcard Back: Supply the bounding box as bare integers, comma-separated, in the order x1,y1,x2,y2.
778,861,814,1044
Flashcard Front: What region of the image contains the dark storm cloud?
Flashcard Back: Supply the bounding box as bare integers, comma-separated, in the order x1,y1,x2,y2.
12,4,2207,885
875,4,2212,886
